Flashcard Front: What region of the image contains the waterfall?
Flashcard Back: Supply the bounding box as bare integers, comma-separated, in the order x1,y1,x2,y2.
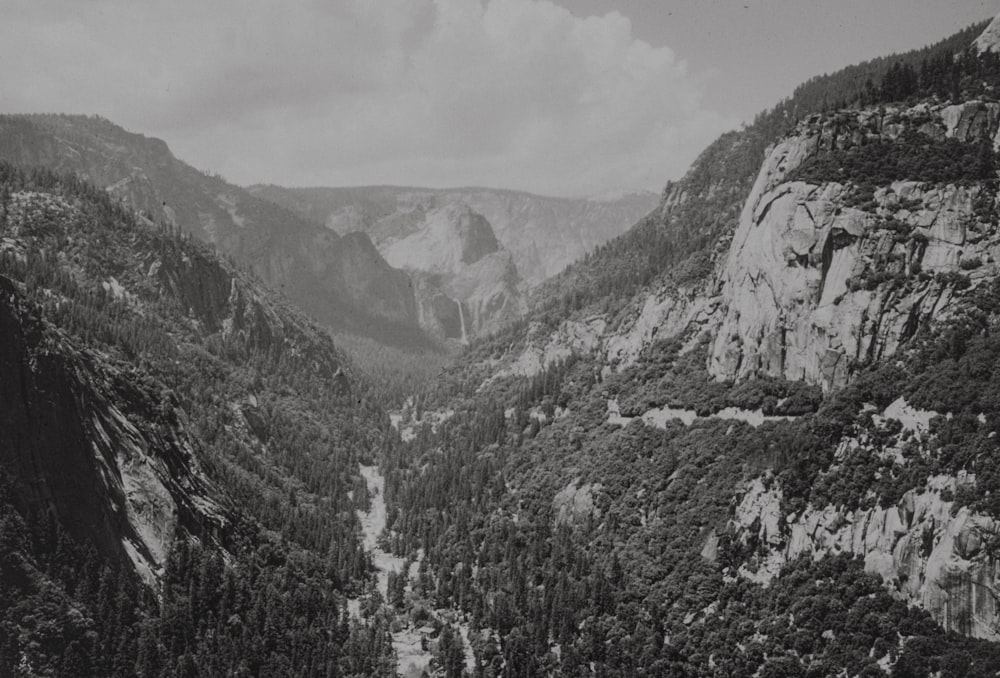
458,300,468,345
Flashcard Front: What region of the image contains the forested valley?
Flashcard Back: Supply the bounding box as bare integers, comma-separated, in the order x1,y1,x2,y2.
5,11,1000,678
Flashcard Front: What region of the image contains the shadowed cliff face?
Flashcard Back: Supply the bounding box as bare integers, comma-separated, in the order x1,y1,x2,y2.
0,114,420,340
0,276,231,582
0,176,359,583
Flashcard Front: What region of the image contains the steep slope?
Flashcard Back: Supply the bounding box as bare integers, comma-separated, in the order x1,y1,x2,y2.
249,184,658,286
709,103,999,389
368,18,1000,678
378,202,525,342
0,164,397,676
0,114,423,345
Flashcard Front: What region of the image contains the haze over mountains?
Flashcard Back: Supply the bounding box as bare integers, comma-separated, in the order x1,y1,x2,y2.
250,184,658,286
6,6,1000,678
251,184,655,341
0,115,651,346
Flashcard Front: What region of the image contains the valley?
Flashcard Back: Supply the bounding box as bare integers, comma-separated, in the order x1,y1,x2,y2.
5,7,1000,678
251,185,656,343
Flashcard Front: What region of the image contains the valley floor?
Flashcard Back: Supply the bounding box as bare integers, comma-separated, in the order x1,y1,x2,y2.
354,464,475,677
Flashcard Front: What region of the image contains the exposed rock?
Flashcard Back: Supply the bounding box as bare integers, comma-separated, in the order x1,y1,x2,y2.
605,399,799,430
734,475,1000,640
708,104,1000,390
553,480,602,526
490,315,606,382
975,14,1000,54
700,529,720,563
941,101,1000,146
369,203,525,341
0,277,230,582
604,285,718,370
251,184,658,287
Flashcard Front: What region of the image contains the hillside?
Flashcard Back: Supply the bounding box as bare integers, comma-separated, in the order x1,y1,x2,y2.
368,17,1000,677
0,114,426,346
0,164,397,676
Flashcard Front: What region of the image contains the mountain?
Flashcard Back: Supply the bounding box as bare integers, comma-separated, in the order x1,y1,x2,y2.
0,164,397,675
8,12,1000,678
248,184,656,341
0,114,424,345
370,17,1000,676
249,184,657,287
376,202,525,342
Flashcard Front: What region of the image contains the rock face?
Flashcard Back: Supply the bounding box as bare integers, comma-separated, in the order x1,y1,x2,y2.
245,183,656,342
0,276,229,583
975,14,1000,53
250,185,658,288
363,201,525,342
0,114,419,337
0,186,353,583
735,474,1000,640
471,102,1000,389
708,103,1000,390
380,203,500,273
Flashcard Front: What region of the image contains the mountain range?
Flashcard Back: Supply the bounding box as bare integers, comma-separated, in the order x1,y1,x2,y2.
4,12,1000,678
250,184,654,342
0,115,651,345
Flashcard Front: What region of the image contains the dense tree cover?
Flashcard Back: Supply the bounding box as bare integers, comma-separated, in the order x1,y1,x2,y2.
0,113,437,352
331,329,454,408
0,477,396,677
610,336,823,418
378,339,1000,674
792,129,996,189
374,20,1000,677
0,163,397,675
769,275,1000,522
5,16,1000,678
378,274,1000,676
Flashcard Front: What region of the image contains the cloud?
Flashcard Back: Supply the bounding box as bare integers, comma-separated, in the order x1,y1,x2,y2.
1,0,736,196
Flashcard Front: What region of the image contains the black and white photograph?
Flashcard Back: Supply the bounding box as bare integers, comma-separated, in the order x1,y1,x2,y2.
3,1,1000,676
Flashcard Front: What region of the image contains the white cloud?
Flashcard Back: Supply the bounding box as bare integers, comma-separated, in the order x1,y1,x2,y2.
1,0,736,196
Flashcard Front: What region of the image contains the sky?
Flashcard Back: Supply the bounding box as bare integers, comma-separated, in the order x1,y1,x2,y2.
2,1,999,197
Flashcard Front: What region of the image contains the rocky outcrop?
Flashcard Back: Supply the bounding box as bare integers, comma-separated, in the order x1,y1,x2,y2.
735,473,1000,640
553,480,602,526
709,103,1000,390
975,14,1000,54
380,203,500,274
604,284,720,370
489,315,607,382
0,276,230,583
